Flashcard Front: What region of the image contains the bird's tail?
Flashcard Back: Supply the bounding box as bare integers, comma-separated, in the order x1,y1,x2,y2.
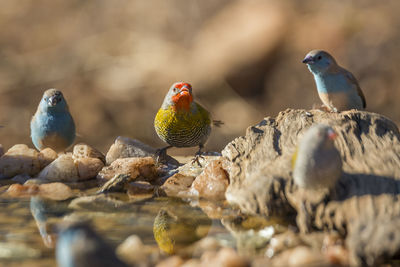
212,120,224,127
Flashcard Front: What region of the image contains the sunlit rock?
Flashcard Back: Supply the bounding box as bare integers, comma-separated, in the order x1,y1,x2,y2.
73,143,105,163
190,158,229,201
97,157,157,182
0,144,56,179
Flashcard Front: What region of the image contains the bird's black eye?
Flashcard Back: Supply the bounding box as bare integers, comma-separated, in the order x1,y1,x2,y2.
173,87,178,93
317,56,322,60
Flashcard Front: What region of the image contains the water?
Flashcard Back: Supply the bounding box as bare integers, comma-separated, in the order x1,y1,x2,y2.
0,191,268,266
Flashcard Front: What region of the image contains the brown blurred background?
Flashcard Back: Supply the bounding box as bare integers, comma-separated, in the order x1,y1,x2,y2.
0,0,399,155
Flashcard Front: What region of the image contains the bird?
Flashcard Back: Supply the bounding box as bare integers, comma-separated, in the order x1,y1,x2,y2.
154,82,222,165
56,222,128,267
30,89,76,152
292,124,342,190
302,50,366,112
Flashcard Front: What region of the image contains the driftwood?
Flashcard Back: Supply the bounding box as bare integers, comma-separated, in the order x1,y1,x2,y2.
222,108,400,266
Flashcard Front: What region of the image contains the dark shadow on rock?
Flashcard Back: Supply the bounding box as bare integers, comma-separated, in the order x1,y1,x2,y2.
334,173,400,201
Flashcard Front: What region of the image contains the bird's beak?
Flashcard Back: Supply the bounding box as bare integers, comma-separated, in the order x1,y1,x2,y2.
48,95,59,106
302,56,314,64
327,129,338,140
179,86,191,97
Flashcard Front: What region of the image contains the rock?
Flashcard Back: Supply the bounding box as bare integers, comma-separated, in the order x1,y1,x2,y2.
190,158,229,201
0,144,3,157
155,256,184,267
0,144,50,179
37,148,58,168
37,153,104,182
269,246,327,267
7,184,40,197
36,182,73,201
76,157,104,180
105,136,156,164
97,157,157,182
97,174,132,194
6,182,73,200
222,109,400,265
116,235,153,265
158,173,196,198
197,248,249,267
37,154,79,182
73,143,105,163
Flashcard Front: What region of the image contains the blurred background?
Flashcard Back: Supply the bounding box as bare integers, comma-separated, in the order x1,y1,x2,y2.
0,0,399,155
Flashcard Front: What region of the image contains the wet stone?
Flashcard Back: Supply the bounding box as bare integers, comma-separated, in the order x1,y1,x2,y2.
158,173,196,198
190,158,229,201
6,182,73,201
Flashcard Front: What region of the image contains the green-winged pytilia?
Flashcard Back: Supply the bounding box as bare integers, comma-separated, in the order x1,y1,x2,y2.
154,82,222,165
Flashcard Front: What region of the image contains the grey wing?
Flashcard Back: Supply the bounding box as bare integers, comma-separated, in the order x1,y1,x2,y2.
344,70,366,108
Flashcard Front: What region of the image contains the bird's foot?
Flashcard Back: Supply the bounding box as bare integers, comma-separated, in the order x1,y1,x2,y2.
155,146,172,165
191,152,205,167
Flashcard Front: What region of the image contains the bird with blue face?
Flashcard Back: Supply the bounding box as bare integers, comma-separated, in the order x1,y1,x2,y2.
30,89,75,152
302,50,366,112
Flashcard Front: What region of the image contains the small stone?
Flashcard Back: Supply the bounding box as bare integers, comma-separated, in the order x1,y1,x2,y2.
97,157,157,182
76,157,104,180
200,248,248,267
158,173,196,198
272,246,327,266
116,235,150,265
155,256,184,267
38,148,58,169
37,154,79,182
6,184,40,197
6,182,72,200
106,136,157,165
190,159,229,200
0,144,41,179
73,143,105,163
38,183,73,201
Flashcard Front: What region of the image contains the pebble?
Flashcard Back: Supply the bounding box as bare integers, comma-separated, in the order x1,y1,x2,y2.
38,152,104,182
116,235,151,265
73,143,106,163
6,182,73,201
155,256,184,267
158,173,196,198
97,157,157,181
106,136,157,165
0,144,56,179
190,159,229,200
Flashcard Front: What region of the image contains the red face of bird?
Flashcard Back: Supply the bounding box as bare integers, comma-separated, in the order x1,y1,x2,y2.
161,82,194,111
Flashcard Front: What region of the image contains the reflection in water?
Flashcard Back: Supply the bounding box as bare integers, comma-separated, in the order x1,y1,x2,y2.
30,196,57,248
153,201,212,255
56,222,128,267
